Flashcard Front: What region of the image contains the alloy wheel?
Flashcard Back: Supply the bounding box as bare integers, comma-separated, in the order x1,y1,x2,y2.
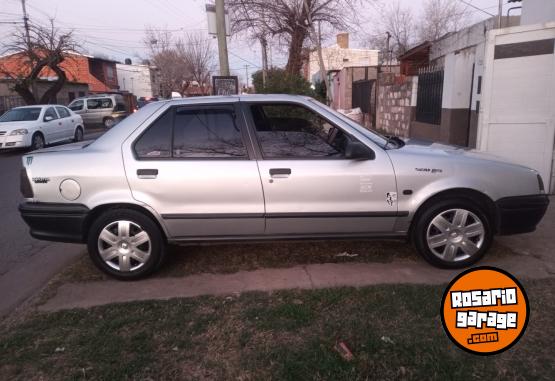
426,208,485,262
32,134,44,149
97,220,151,272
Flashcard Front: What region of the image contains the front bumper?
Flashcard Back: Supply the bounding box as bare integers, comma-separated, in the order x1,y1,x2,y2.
496,195,549,235
0,135,28,149
19,202,89,243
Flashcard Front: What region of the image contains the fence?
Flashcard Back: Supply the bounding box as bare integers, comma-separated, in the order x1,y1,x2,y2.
0,96,25,115
415,67,444,125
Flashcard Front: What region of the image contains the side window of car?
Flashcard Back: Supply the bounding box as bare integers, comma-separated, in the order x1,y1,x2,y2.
68,100,83,111
173,107,247,158
44,107,58,121
87,99,101,110
134,110,172,158
250,103,348,159
100,98,114,109
55,106,70,118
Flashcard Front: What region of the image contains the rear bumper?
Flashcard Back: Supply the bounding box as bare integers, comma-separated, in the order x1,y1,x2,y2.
19,202,89,243
496,195,549,235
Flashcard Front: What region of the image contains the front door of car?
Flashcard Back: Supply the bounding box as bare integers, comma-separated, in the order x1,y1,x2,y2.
244,102,399,236
42,106,62,143
55,106,74,139
122,102,265,238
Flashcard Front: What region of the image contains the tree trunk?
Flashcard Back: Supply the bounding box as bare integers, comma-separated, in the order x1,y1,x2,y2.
39,65,67,104
13,80,37,105
286,28,307,75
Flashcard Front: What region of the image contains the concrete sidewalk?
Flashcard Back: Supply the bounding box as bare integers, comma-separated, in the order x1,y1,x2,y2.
40,251,553,312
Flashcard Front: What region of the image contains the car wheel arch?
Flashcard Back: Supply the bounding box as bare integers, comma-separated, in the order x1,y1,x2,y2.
83,203,168,242
408,188,498,241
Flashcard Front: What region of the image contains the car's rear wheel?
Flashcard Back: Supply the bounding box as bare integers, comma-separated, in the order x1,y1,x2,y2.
74,127,83,142
413,198,493,268
103,117,115,129
87,209,166,280
30,133,45,150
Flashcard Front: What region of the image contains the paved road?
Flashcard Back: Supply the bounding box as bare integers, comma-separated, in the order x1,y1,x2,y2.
0,129,105,276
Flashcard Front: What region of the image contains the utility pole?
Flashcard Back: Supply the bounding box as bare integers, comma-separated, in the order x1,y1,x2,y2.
260,37,268,88
20,0,31,48
215,0,230,76
497,0,503,28
385,31,391,72
244,65,249,88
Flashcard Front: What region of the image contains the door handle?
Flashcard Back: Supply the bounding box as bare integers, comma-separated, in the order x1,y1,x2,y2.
269,168,291,177
137,169,158,179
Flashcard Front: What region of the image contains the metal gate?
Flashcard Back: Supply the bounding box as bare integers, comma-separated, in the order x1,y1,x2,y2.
416,67,444,125
352,80,373,113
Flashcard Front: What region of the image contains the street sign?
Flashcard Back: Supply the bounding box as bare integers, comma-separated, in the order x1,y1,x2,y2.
212,76,238,95
206,4,231,36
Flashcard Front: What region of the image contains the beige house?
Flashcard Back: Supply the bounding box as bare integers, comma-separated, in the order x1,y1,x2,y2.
303,33,379,83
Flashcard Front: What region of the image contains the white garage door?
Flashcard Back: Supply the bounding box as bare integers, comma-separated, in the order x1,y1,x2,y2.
478,25,555,193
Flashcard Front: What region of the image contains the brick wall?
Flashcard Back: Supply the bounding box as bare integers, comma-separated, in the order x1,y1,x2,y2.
376,73,414,137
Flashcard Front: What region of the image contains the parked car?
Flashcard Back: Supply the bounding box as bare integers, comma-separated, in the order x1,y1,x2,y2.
19,95,549,280
68,94,127,128
0,105,84,151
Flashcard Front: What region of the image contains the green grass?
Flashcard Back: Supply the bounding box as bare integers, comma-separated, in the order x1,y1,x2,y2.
2,278,554,380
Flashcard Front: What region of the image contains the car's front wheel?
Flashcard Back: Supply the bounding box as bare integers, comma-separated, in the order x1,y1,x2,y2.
413,198,493,268
87,209,166,280
30,133,45,150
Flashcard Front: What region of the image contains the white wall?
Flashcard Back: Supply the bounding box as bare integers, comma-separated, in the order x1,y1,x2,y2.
116,64,155,98
521,0,555,25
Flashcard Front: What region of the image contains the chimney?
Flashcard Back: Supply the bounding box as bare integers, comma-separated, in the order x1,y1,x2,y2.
336,33,349,49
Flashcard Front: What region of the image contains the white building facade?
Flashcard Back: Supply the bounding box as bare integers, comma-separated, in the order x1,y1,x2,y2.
116,63,159,99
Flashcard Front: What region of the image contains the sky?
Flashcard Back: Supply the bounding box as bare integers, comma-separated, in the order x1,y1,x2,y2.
0,0,519,85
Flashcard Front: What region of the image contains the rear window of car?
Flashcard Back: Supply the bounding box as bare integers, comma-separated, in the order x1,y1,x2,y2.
87,98,113,109
0,107,42,122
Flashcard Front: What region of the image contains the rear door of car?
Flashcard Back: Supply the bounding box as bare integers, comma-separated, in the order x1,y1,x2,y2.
122,101,265,239
242,100,400,236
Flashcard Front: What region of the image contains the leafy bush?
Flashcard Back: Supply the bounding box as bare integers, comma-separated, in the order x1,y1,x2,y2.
252,68,324,101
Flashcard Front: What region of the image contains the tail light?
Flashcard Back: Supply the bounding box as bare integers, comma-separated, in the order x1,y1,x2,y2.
20,168,33,198
537,174,545,193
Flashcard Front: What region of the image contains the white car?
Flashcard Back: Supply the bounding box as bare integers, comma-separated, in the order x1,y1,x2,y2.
0,105,85,151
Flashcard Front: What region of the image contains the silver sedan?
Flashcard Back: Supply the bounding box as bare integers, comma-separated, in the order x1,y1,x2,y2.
19,95,549,279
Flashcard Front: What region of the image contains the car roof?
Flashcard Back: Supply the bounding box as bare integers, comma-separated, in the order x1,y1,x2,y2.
162,94,310,106
13,105,66,109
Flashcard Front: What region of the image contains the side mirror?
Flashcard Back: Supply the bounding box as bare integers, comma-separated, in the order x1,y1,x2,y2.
345,140,375,160
44,115,53,122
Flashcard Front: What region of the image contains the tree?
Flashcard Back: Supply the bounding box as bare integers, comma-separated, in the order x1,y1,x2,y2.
365,0,415,58
176,33,216,96
418,0,472,42
252,67,324,101
228,0,369,76
144,28,190,97
0,20,78,105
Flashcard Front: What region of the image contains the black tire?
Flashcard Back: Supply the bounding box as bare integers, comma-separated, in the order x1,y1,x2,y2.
30,132,45,150
87,209,166,280
412,197,493,268
74,127,83,142
103,117,115,129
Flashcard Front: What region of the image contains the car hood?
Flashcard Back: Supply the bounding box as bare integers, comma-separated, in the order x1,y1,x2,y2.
0,121,37,131
396,138,527,167
29,140,92,154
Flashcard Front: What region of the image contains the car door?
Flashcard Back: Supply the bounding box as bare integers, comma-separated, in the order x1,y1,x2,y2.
41,106,62,143
244,101,400,236
122,101,265,239
55,106,73,139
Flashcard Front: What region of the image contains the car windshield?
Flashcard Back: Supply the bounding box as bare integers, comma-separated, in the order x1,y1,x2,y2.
0,107,42,122
307,99,391,148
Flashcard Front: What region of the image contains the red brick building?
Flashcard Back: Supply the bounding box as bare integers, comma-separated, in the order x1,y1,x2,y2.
0,52,120,94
